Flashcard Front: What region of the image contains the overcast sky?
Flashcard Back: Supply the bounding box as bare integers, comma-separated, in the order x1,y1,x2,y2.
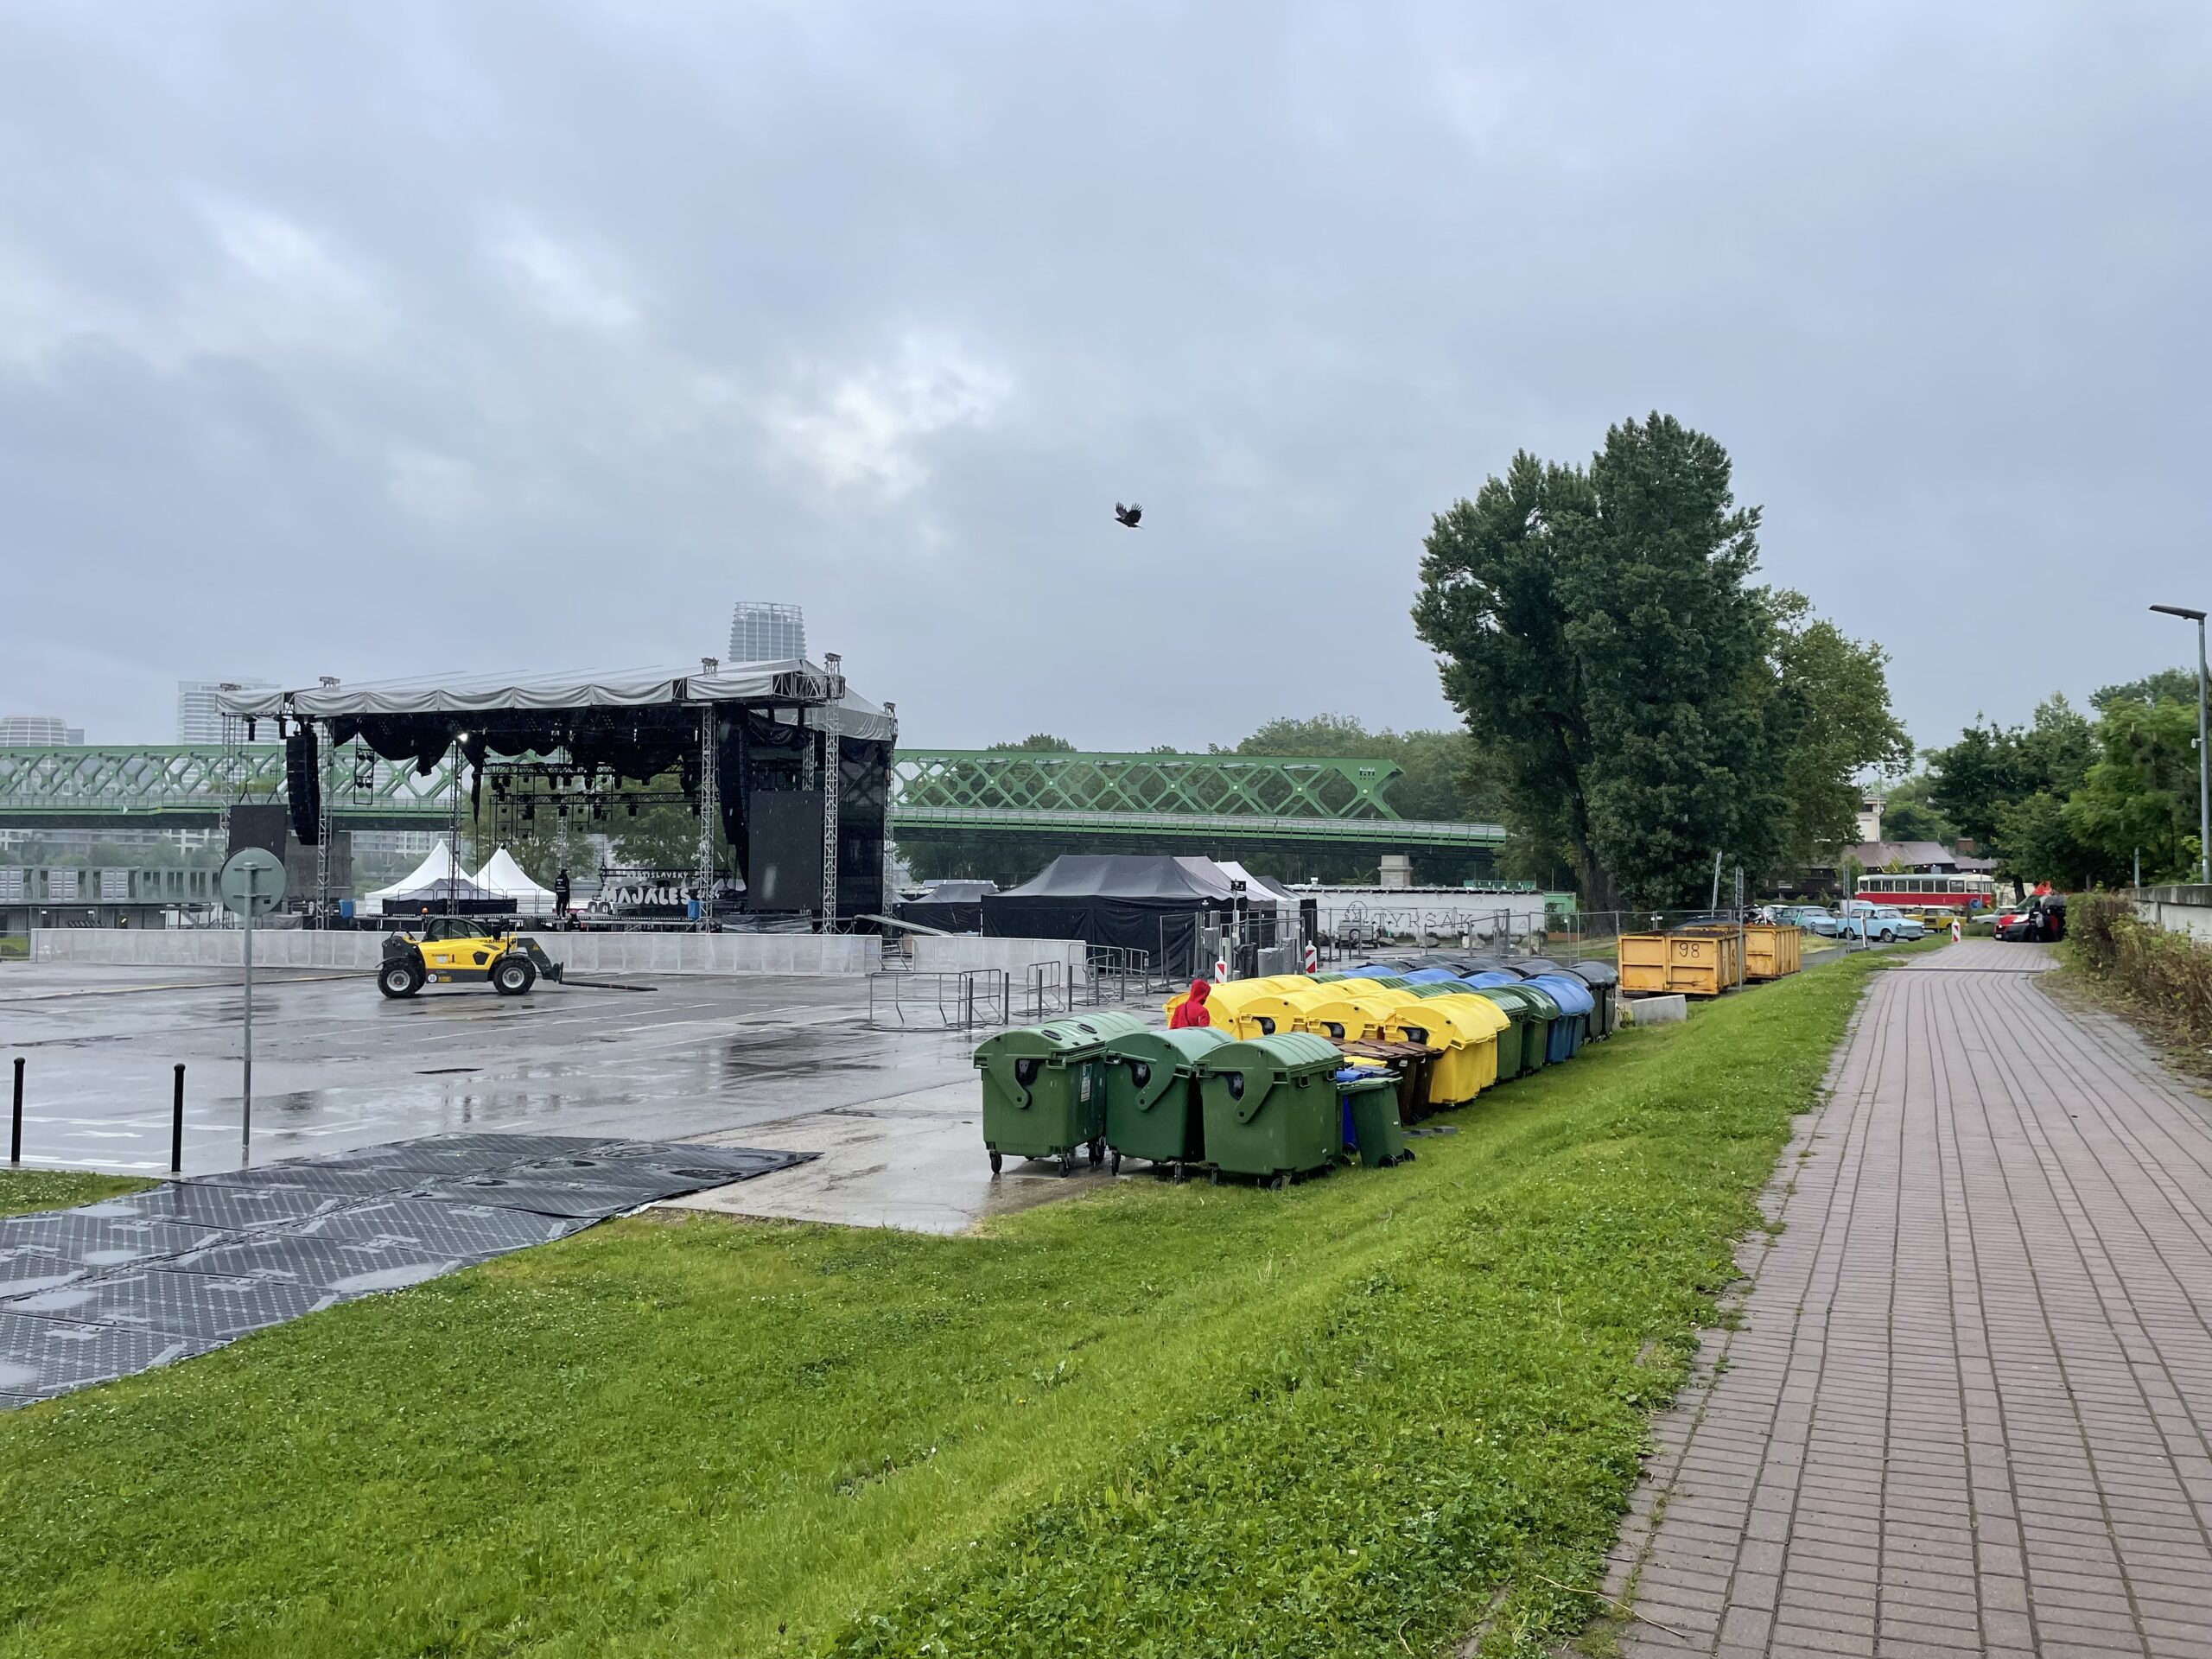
3,2,2208,757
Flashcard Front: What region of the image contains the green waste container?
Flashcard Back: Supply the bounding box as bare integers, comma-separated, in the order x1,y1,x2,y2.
1102,1026,1232,1178
975,1011,1147,1175
1512,984,1561,1071
1199,1031,1345,1187
1469,985,1547,1080
1340,1069,1411,1167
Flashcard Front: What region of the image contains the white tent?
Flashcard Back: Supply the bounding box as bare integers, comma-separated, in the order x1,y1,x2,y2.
360,841,498,916
472,848,558,915
1209,860,1292,906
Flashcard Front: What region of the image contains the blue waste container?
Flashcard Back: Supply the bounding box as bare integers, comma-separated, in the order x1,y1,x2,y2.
1524,973,1596,1062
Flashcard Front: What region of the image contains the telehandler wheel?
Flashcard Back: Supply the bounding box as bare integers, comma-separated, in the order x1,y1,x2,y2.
378,961,424,999
493,957,537,996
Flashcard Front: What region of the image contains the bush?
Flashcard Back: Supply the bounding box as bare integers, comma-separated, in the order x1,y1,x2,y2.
2069,889,2212,1046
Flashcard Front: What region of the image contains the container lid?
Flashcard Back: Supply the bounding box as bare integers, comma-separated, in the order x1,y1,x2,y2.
1384,992,1511,1044
975,1023,1106,1062
1205,1030,1344,1075
1522,973,1595,1016
1514,984,1562,1020
1053,1011,1147,1041
1468,985,1535,1018
1105,1025,1234,1071
1566,961,1619,987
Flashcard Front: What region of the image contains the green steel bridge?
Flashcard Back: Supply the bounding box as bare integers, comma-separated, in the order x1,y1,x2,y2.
0,744,1506,859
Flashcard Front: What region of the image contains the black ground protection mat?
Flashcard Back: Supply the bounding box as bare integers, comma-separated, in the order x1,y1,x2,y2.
412,1173,696,1218
0,1133,810,1407
8,1269,336,1340
172,1233,474,1294
593,1141,810,1179
302,1198,582,1253
78,1183,345,1230
307,1134,621,1175
0,1313,211,1397
0,1248,86,1295
0,1213,229,1269
187,1163,442,1198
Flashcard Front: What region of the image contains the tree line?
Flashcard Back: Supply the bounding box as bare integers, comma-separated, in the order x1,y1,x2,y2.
1892,670,2203,889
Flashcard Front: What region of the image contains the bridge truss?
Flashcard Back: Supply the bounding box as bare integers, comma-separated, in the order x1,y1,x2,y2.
0,745,1505,856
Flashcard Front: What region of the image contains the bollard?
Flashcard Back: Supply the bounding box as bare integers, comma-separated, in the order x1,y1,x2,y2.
172,1064,186,1175
10,1055,20,1166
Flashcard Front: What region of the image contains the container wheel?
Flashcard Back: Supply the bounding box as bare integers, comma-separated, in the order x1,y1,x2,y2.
1207,1167,1222,1186
1087,1137,1104,1166
1109,1149,1122,1175
1171,1161,1188,1185
1270,1171,1291,1192
988,1151,1002,1176
1058,1154,1076,1178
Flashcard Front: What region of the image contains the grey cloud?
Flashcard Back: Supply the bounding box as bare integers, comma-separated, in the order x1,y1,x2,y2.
2,2,2208,752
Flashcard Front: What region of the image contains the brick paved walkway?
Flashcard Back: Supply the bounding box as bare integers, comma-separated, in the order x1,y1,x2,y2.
1603,940,2212,1658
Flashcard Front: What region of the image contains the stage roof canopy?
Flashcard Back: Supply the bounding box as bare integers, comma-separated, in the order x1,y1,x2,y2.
217,660,894,741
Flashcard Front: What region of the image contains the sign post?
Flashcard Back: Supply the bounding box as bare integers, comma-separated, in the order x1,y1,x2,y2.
219,848,286,1165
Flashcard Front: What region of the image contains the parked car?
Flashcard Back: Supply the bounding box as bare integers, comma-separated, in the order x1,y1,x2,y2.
1994,894,2067,942
1839,901,1924,944
1775,904,1842,937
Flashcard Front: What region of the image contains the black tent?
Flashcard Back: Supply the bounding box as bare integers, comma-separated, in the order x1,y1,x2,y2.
983,855,1235,975
896,880,997,933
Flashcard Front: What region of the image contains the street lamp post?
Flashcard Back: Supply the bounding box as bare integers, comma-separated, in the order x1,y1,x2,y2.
2149,604,2212,887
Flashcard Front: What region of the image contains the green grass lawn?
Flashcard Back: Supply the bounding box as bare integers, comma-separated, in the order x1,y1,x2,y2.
0,955,1891,1658
0,1169,153,1218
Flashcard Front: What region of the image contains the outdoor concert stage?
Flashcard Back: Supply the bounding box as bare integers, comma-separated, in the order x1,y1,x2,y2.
217,660,895,925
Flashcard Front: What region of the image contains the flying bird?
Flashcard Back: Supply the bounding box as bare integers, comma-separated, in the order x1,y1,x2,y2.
1114,502,1143,528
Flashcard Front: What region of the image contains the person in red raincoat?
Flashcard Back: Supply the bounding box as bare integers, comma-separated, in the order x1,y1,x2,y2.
1169,978,1211,1028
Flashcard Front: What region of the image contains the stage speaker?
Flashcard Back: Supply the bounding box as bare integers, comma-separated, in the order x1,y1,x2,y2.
745,790,824,912
285,728,321,846
227,804,290,863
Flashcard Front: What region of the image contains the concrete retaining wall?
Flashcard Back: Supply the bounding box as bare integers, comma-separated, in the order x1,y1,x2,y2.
2134,885,2212,946
30,928,875,977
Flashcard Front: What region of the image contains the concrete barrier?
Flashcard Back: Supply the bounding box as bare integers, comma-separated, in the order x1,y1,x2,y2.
908,936,1085,982
29,928,875,977
1625,993,1688,1027
2133,885,2212,946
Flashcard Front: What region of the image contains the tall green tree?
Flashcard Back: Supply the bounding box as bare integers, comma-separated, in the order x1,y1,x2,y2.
1926,696,2102,887
2063,695,2203,881
1769,594,1911,871
1414,414,1804,908
2091,667,2199,713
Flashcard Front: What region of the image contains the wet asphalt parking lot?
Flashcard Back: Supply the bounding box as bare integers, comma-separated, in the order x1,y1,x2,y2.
0,963,982,1177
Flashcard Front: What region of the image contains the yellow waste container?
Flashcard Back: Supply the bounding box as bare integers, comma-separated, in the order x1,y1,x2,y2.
1290,982,1409,1043
1618,931,1740,997
1164,976,1318,1037
1374,991,1510,1106
1743,924,1802,980
1221,982,1341,1039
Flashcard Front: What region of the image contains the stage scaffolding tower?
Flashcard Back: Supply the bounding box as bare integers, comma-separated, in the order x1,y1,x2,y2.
820,652,841,925
696,705,717,925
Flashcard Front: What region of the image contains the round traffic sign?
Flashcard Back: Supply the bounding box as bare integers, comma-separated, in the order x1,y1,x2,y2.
219,847,288,917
